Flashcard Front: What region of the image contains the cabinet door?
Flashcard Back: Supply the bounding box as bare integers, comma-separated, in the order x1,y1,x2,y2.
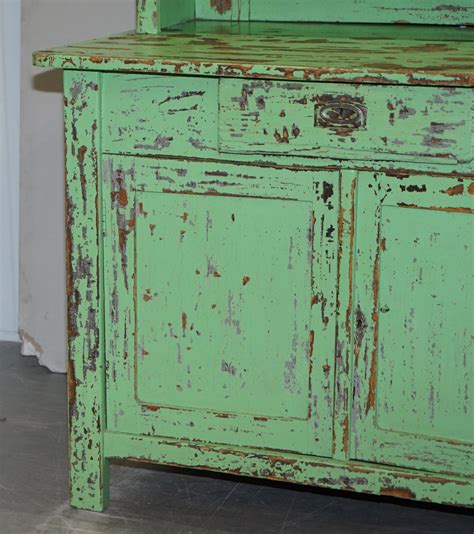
352,173,473,476
103,157,338,457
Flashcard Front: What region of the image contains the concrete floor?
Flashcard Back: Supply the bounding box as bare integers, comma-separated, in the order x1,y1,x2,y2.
0,341,472,534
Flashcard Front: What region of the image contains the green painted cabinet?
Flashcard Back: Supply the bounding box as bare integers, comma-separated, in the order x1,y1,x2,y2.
33,0,474,512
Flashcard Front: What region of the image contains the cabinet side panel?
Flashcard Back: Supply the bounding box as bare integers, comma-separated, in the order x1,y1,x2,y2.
64,71,109,511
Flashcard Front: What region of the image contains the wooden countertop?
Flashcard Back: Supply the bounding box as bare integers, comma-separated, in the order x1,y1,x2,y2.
33,21,474,87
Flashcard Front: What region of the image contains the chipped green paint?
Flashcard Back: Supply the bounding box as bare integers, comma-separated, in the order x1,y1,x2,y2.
102,74,218,158
136,0,159,33
33,26,474,88
103,432,474,506
219,79,473,165
136,0,195,34
101,73,474,165
36,3,474,512
250,0,474,25
140,0,474,27
64,70,109,512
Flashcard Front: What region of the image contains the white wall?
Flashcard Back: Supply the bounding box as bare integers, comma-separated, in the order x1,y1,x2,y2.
21,0,134,371
0,0,21,342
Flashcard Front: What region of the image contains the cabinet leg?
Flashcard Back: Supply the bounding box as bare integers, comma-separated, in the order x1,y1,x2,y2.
64,70,108,513
70,451,110,512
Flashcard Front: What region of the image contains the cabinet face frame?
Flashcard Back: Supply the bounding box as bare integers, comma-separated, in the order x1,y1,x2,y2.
102,156,340,457
351,172,474,477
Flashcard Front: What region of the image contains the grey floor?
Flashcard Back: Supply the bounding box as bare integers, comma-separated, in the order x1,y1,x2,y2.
0,341,472,534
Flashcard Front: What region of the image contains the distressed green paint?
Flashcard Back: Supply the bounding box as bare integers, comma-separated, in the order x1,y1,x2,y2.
136,0,194,34
103,156,338,457
64,70,109,512
332,170,357,461
103,432,474,506
102,74,218,158
141,0,474,26
102,70,474,178
102,73,474,170
32,27,474,88
34,7,474,512
250,0,474,25
219,79,473,165
136,195,313,417
377,208,472,442
136,0,159,33
352,172,474,477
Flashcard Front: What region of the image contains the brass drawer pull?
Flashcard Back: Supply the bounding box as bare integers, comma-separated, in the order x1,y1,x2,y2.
316,100,367,129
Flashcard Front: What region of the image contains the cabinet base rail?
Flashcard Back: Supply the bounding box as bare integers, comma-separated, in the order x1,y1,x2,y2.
69,431,473,511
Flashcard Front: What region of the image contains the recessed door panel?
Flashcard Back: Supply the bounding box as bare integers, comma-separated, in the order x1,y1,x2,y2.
136,192,312,419
376,206,473,443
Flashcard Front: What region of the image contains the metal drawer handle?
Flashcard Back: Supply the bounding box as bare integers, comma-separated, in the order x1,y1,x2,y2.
316,101,367,129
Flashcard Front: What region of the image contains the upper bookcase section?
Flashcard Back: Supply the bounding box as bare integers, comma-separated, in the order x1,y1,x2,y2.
137,0,474,33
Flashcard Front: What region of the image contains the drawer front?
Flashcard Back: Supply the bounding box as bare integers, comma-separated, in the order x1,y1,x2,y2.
102,74,219,157
219,80,473,165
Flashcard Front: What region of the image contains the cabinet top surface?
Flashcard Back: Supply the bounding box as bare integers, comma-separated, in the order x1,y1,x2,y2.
33,21,474,87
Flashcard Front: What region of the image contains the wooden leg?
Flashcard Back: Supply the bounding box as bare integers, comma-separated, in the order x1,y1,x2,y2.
64,70,108,511
69,434,110,512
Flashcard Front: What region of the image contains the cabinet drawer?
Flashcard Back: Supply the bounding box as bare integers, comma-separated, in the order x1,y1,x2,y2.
219,80,473,165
